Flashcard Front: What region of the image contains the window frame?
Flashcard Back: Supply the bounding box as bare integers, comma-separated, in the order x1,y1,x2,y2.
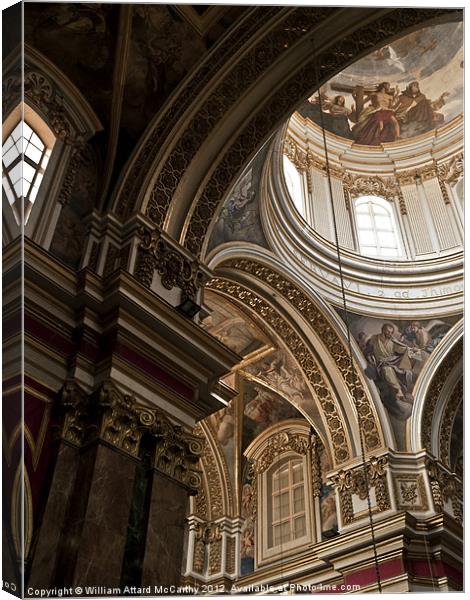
2,104,57,228
354,194,404,259
267,454,309,551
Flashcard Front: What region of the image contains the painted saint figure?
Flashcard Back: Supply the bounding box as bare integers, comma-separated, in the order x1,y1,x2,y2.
393,81,450,137
364,323,414,419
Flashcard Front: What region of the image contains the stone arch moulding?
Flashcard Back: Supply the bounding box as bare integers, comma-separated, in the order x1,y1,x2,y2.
3,44,102,248
109,7,461,253
410,319,463,456
194,421,234,520
204,250,394,466
208,245,394,454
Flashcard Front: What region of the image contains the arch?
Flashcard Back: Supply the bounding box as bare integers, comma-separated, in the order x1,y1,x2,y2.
204,251,395,465
410,319,463,454
194,421,234,519
110,7,460,259
208,247,395,452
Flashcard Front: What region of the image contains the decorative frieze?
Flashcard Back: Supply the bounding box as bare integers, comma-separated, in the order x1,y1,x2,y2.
439,378,462,469
421,339,462,452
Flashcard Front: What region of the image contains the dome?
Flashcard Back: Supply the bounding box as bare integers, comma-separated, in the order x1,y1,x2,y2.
267,22,463,316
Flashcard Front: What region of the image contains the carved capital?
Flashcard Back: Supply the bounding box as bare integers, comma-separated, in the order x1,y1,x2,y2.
330,456,390,524
96,383,146,456
58,380,90,446
425,458,462,523
152,413,204,494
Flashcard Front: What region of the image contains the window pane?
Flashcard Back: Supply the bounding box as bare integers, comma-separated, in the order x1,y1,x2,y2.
23,162,36,183
25,143,43,164
356,202,369,214
31,131,45,150
273,524,282,546
375,215,393,230
3,136,14,152
278,468,289,490
279,492,290,519
23,122,34,140
293,486,305,513
2,146,20,168
14,179,22,197
378,232,398,248
11,122,22,142
371,204,388,215
9,162,22,185
358,230,375,246
294,516,306,539
357,213,372,228
292,462,303,483
361,246,378,256
280,521,290,543
380,247,399,257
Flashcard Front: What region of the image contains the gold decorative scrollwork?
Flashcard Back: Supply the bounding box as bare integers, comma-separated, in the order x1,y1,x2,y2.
254,431,310,474
421,339,462,452
207,276,351,464
212,260,382,454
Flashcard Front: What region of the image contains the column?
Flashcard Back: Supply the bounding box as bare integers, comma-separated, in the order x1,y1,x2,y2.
27,381,87,589
141,419,204,587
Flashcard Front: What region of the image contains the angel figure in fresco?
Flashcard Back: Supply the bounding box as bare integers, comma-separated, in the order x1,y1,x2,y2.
393,81,450,137
363,322,414,420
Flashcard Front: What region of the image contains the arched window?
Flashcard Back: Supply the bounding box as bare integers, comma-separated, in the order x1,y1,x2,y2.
3,119,54,224
355,195,401,258
245,420,321,568
268,456,307,549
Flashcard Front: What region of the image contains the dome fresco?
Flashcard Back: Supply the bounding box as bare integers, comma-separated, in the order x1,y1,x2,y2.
297,22,463,145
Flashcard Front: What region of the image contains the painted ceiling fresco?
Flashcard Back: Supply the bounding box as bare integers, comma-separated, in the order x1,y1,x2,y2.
297,22,463,146
338,309,460,449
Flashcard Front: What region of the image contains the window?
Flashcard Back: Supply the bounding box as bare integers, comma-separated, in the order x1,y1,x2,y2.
269,457,307,549
355,195,401,258
283,155,304,216
3,120,53,223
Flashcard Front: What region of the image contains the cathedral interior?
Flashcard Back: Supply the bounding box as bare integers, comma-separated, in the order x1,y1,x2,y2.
2,3,464,595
